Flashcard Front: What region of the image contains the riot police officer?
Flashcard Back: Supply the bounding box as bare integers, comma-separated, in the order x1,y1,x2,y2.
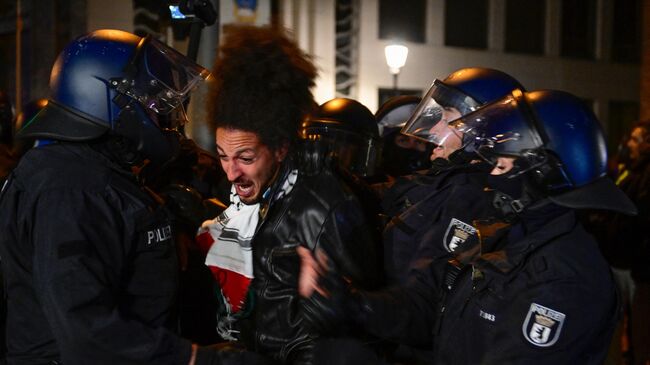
0,29,255,365
299,89,636,364
375,95,432,178
300,97,383,180
300,97,386,249
380,68,524,284
422,89,636,364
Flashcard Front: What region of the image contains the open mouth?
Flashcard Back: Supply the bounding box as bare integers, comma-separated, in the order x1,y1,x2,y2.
234,182,255,198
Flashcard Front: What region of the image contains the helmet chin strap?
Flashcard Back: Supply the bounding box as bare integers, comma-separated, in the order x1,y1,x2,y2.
491,188,532,219
488,173,545,220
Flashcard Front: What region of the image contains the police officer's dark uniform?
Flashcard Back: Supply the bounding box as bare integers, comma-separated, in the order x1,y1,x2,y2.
422,89,636,364
431,206,618,364
0,30,224,364
380,159,492,284
313,205,619,365
313,69,527,363
374,68,525,285
302,89,637,365
0,141,188,364
299,97,388,279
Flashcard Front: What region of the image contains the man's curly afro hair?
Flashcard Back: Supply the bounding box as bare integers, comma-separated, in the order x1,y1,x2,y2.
208,25,318,151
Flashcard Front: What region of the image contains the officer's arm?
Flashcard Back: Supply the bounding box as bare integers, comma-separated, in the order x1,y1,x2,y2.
315,197,383,289
357,184,492,344
356,262,440,346
298,246,440,346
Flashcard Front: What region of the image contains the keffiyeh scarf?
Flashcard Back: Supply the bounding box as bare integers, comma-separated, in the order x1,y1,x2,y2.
195,169,298,339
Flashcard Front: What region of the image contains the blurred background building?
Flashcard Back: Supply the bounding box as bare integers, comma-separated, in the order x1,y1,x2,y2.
0,0,644,152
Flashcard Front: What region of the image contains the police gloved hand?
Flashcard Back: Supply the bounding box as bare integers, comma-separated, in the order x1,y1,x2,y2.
160,184,209,230
297,247,363,334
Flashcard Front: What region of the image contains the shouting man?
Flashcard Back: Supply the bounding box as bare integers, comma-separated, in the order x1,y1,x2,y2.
197,25,380,364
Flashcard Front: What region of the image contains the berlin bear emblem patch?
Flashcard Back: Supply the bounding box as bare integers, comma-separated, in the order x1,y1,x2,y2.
522,303,566,347
443,218,477,252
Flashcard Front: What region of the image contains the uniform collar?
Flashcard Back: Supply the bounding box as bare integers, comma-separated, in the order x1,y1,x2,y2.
457,209,576,277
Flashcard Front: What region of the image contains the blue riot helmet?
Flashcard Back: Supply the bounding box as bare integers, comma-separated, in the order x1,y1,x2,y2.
401,68,524,152
300,98,381,177
17,29,210,166
451,89,637,214
376,95,433,176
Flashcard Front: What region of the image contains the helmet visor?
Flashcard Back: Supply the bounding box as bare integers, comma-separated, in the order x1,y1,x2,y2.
302,126,382,177
449,90,544,162
128,38,211,114
401,80,481,144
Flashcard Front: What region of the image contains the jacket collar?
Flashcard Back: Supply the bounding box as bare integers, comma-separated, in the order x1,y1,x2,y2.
456,209,576,276
259,158,298,219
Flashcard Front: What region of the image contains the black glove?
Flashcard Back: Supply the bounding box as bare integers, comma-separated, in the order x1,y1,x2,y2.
300,264,363,335
160,184,207,230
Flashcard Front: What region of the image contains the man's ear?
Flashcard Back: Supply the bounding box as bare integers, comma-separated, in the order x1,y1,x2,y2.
275,142,289,162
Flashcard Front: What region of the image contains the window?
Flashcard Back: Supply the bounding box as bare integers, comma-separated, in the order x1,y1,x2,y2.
379,0,426,43
560,0,597,59
505,0,545,54
611,0,641,63
444,0,488,49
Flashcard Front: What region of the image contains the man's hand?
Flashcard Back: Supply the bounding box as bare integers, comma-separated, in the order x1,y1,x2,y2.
297,246,328,298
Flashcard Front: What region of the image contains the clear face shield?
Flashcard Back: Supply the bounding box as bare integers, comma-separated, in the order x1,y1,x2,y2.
113,36,210,122
401,80,481,147
449,91,540,158
448,91,574,189
110,36,210,169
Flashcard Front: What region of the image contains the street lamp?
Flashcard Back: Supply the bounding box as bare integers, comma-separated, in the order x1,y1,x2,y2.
384,44,408,96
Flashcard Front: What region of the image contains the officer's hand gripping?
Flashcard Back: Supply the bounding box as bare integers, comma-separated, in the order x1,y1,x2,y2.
297,247,362,334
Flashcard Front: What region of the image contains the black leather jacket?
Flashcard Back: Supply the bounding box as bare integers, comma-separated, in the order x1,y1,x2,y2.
238,159,381,364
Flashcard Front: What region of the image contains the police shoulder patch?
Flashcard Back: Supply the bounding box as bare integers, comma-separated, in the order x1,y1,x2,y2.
443,218,477,252
522,303,566,347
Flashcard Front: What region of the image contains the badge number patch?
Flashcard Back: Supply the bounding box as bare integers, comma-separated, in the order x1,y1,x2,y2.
522,303,566,347
443,218,477,252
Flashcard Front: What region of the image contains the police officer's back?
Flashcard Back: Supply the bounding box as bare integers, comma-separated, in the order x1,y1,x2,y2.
0,30,215,364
